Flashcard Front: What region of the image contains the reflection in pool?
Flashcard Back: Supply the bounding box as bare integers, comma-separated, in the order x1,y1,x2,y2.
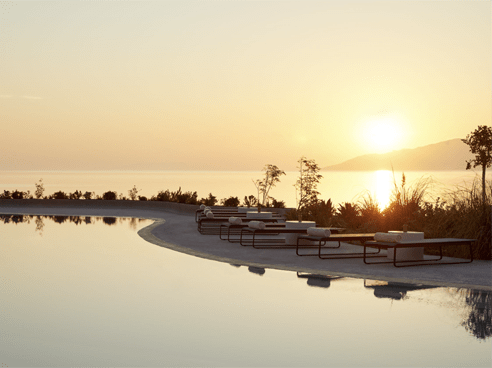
1,215,490,367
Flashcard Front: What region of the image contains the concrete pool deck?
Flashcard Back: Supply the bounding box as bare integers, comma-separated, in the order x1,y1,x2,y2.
1,199,490,291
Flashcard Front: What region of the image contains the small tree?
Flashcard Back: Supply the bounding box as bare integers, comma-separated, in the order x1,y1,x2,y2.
462,125,492,206
252,164,286,212
294,157,323,221
128,185,140,201
34,179,45,199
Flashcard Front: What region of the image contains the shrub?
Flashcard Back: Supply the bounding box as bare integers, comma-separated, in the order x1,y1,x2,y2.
357,192,383,233
221,196,240,207
382,173,431,231
51,191,69,200
268,198,286,209
102,191,117,200
285,199,334,226
179,191,198,204
336,202,361,230
0,190,11,199
152,190,172,202
242,195,257,208
12,190,29,199
83,191,94,200
69,190,83,200
414,178,492,260
150,188,198,204
201,193,217,206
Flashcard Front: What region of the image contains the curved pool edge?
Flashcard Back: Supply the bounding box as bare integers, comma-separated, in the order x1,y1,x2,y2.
140,219,492,291
0,201,490,291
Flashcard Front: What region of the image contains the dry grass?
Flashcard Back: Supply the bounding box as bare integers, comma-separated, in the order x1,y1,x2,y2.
337,174,491,260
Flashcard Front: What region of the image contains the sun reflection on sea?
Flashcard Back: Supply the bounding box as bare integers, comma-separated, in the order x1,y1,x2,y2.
375,170,393,210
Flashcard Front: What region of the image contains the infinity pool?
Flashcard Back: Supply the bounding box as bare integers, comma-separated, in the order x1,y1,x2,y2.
1,215,490,367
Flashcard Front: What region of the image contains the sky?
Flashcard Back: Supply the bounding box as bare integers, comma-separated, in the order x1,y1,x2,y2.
1,0,490,171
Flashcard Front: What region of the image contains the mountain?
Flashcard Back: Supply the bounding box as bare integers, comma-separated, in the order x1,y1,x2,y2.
322,139,474,171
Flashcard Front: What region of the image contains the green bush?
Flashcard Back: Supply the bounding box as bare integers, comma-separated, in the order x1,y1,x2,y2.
285,199,335,226
242,195,257,208
152,190,172,202
201,193,217,206
51,191,69,200
221,196,240,207
12,190,30,199
357,193,383,233
83,191,94,200
102,191,117,200
268,198,286,209
0,190,11,199
69,190,83,200
289,175,491,260
413,178,492,260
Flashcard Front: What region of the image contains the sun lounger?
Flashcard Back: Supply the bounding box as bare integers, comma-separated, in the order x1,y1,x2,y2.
362,238,475,267
239,227,343,248
196,210,283,223
197,217,281,234
195,208,276,222
219,222,287,242
295,233,384,259
196,211,249,222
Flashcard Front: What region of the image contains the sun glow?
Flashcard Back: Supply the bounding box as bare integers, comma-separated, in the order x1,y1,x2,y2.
362,116,404,153
374,170,393,209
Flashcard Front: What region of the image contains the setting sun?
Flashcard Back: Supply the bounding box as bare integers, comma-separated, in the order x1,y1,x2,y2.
362,116,405,153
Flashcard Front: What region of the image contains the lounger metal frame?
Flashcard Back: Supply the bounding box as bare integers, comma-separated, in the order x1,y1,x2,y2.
362,238,475,267
239,227,343,249
219,223,286,242
198,217,280,235
295,233,384,259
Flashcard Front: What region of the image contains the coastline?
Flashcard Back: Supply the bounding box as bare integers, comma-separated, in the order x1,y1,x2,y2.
1,199,490,290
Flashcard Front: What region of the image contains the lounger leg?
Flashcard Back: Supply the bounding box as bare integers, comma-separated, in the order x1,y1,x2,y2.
392,243,473,267
240,229,255,246
317,239,383,260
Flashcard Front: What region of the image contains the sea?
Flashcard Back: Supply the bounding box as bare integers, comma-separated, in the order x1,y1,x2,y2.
0,170,489,209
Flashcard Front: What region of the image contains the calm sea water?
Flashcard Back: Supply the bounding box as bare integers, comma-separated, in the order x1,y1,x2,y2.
1,215,490,367
0,170,489,208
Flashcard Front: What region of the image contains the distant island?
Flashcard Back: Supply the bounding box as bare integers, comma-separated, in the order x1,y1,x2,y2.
322,139,473,171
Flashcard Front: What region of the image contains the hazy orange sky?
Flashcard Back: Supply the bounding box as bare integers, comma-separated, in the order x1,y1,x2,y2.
1,1,490,171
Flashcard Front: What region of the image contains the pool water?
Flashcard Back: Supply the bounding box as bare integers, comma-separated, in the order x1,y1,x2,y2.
0,215,490,367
